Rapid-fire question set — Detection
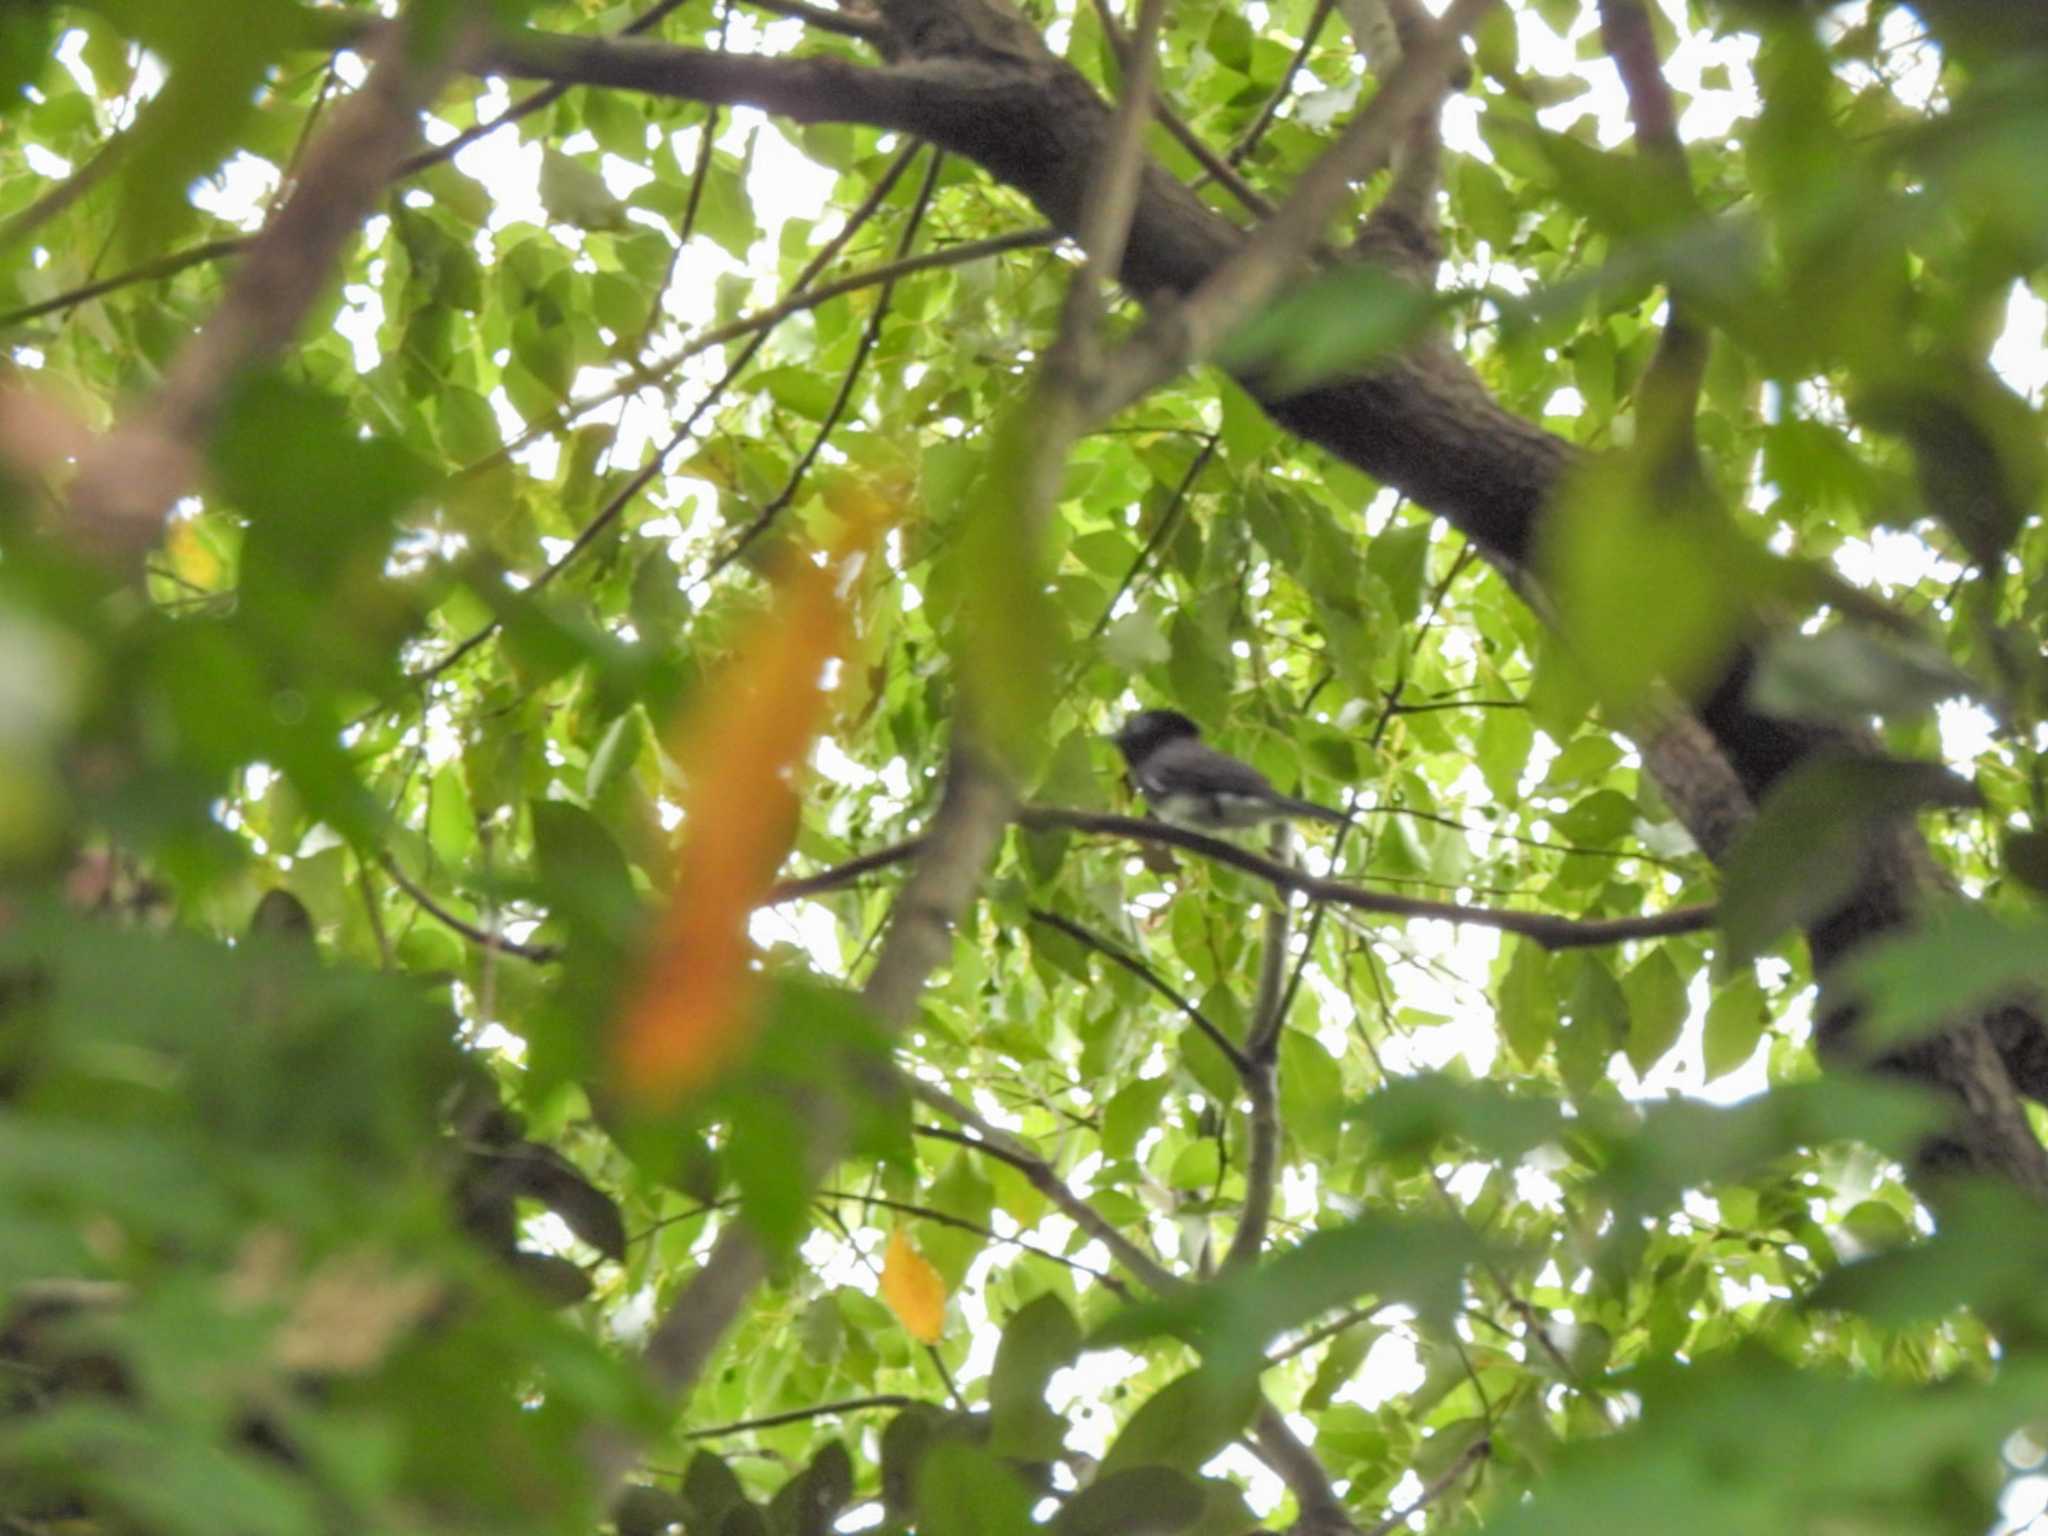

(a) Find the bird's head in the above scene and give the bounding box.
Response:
[1112,708,1201,763]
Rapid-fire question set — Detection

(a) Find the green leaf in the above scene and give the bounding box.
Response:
[1053,1468,1206,1536]
[1555,789,1636,846]
[1839,903,2048,1050]
[1539,455,1756,714]
[1218,265,1449,394]
[1622,950,1687,1076]
[539,148,629,230]
[914,1442,1035,1536]
[1498,938,1557,1066]
[1558,957,1625,1098]
[989,1294,1082,1460]
[1702,971,1768,1082]
[1278,1029,1345,1159]
[1093,1217,1488,1367]
[1302,1322,1381,1411]
[1366,520,1432,625]
[1747,626,1979,725]
[1098,1369,1260,1478]
[1720,754,1980,963]
[1167,1140,1221,1189]
[1358,1075,1569,1165]
[1103,1075,1173,1160]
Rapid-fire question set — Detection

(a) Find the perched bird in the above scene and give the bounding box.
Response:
[1111,709,1349,830]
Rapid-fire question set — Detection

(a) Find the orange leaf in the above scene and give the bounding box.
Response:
[880,1228,947,1344]
[613,486,891,1105]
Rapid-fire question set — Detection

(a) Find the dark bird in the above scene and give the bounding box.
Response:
[1111,709,1348,830]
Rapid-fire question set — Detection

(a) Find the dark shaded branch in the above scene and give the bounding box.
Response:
[379,853,557,964]
[1022,808,1717,949]
[682,1394,919,1438]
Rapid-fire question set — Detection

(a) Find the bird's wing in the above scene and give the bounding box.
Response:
[1142,737,1281,798]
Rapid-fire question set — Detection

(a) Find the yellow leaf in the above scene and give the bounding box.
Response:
[166,516,222,590]
[881,1228,946,1343]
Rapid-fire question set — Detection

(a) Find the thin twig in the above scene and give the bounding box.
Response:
[738,0,888,42]
[1360,1432,1489,1536]
[697,147,945,585]
[911,1092,1178,1294]
[1027,906,1249,1075]
[0,238,250,330]
[1223,821,1292,1272]
[1087,430,1220,639]
[379,852,557,963]
[397,0,698,180]
[682,1394,919,1439]
[1226,0,1338,166]
[1084,0,1274,221]
[818,1187,1131,1295]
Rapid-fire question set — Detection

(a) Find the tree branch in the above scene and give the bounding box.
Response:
[1020,808,1717,949]
[681,1393,919,1438]
[1225,825,1294,1275]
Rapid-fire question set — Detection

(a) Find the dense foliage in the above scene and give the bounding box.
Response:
[2,0,2046,1533]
